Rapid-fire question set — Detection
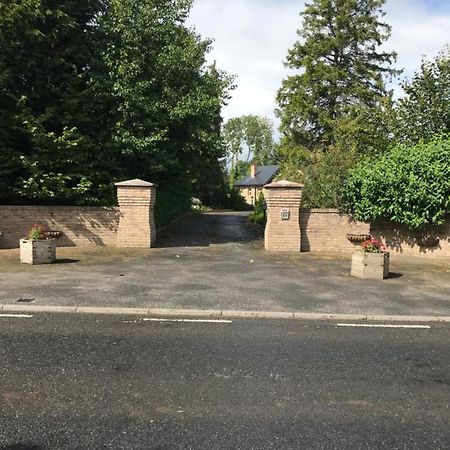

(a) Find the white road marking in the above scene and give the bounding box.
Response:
[336,323,430,329]
[142,318,232,324]
[0,314,33,318]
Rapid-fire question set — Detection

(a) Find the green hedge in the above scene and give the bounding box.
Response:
[342,136,450,230]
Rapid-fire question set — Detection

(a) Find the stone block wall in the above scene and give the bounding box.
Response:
[0,206,119,248]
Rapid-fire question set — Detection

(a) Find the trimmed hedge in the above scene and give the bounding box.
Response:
[342,136,450,230]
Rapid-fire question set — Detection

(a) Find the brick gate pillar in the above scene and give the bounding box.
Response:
[115,179,157,248]
[264,180,304,252]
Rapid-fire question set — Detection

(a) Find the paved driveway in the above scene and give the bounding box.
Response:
[0,212,449,316]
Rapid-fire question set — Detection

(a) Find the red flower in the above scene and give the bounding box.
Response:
[361,238,384,253]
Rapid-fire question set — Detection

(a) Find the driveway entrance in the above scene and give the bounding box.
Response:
[0,211,449,317]
[156,211,261,248]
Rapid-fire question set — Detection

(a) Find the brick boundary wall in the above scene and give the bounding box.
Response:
[301,209,450,257]
[371,220,450,258]
[300,209,369,253]
[0,206,120,249]
[1,204,448,257]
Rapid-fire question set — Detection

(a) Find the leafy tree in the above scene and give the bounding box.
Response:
[0,0,114,205]
[276,0,399,149]
[333,96,395,155]
[223,114,276,185]
[342,137,450,230]
[392,47,450,145]
[101,0,232,189]
[277,141,356,207]
[229,160,250,185]
[0,0,232,209]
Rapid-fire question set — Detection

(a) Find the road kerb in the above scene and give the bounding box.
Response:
[0,304,77,314]
[76,306,151,316]
[0,304,449,323]
[220,310,295,319]
[148,308,224,318]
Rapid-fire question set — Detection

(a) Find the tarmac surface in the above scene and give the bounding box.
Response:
[0,313,449,449]
[0,212,449,317]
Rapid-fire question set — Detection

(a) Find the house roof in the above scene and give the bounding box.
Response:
[235,165,279,187]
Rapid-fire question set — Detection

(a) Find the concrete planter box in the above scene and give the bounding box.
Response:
[351,251,389,279]
[20,239,56,265]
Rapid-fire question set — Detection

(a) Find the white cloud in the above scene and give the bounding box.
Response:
[188,0,303,122]
[188,0,450,124]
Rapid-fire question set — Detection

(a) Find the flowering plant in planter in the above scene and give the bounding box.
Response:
[360,238,384,253]
[28,224,47,240]
[20,224,55,264]
[351,238,389,279]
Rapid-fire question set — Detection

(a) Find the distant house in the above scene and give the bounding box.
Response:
[235,164,279,205]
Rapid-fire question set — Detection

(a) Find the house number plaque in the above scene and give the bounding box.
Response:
[281,208,290,220]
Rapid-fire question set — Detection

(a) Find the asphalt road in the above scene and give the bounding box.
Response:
[0,314,449,449]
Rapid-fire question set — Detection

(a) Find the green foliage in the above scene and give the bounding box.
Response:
[277,140,356,208]
[276,0,399,149]
[392,48,450,146]
[0,0,115,205]
[333,97,396,156]
[191,197,212,212]
[190,156,229,207]
[28,224,46,240]
[154,180,192,229]
[360,238,384,253]
[229,161,250,187]
[342,137,450,230]
[228,189,252,211]
[249,192,266,226]
[223,115,276,185]
[253,191,266,216]
[101,0,232,184]
[248,211,266,226]
[0,0,232,212]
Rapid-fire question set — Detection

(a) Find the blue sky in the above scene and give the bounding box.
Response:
[188,0,450,125]
[424,0,450,12]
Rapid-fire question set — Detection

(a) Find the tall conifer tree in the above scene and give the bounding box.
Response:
[276,0,398,149]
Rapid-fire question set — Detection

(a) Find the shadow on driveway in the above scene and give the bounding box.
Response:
[156,211,261,248]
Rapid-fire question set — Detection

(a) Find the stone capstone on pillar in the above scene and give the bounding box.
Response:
[263,180,304,252]
[115,179,157,248]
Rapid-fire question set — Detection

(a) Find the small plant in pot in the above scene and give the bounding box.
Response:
[351,238,389,279]
[20,224,56,265]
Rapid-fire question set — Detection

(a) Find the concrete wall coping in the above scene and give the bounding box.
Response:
[0,205,118,211]
[115,178,157,187]
[301,208,342,213]
[265,179,304,189]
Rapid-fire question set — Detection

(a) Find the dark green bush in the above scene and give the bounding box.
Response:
[248,192,266,225]
[155,181,192,229]
[254,192,265,215]
[342,136,450,230]
[248,211,266,226]
[229,189,252,211]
